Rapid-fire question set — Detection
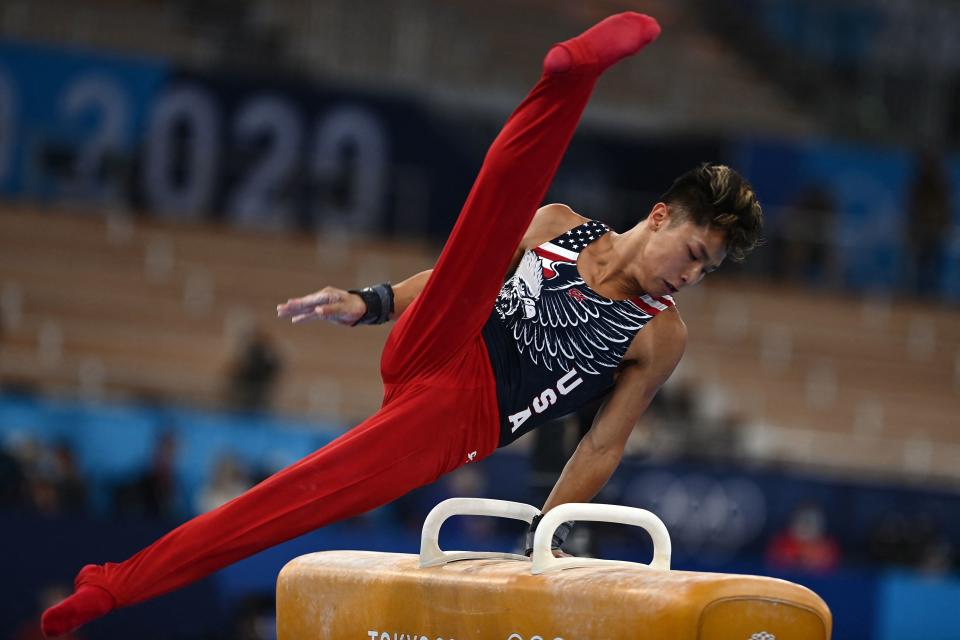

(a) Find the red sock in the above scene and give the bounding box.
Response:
[40,566,115,638]
[544,12,661,75]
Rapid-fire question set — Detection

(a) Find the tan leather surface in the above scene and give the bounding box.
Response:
[276,551,832,640]
[699,598,827,640]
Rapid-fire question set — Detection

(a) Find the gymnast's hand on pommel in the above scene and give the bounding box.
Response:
[524,547,574,559]
[276,286,366,326]
[524,514,577,558]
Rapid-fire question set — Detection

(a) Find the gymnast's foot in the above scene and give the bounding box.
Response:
[544,12,661,75]
[41,565,115,637]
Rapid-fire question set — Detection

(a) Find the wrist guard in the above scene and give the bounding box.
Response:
[348,283,394,325]
[524,513,574,556]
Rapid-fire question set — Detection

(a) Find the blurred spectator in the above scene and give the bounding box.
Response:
[9,438,51,513]
[634,382,747,464]
[114,430,179,519]
[905,148,952,297]
[624,383,691,461]
[195,453,254,514]
[50,443,87,513]
[0,443,26,507]
[918,537,955,577]
[766,503,841,573]
[10,438,88,515]
[226,327,282,413]
[685,411,746,463]
[775,185,838,287]
[868,511,913,566]
[869,510,955,574]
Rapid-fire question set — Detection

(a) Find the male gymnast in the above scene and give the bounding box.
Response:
[42,11,762,636]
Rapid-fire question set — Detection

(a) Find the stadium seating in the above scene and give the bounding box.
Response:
[2,206,958,482]
[0,0,818,138]
[0,207,431,421]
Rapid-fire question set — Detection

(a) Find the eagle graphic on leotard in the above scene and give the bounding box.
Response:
[494,248,653,376]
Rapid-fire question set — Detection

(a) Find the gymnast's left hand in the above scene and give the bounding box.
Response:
[524,548,574,559]
[276,286,367,325]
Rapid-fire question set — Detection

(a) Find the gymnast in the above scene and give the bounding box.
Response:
[41,12,763,636]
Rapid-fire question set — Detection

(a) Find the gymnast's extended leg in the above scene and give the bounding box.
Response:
[382,13,661,381]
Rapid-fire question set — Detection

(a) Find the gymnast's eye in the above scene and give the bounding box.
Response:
[688,249,696,261]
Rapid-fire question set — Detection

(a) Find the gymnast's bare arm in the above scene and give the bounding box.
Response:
[276,203,579,326]
[540,307,687,515]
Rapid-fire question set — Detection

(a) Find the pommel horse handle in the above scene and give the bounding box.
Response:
[531,503,672,574]
[419,499,671,575]
[419,497,539,567]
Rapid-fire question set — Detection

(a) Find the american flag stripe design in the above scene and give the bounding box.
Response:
[637,294,675,310]
[632,295,674,315]
[535,244,577,262]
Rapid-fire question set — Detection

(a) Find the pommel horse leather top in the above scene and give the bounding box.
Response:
[276,499,832,640]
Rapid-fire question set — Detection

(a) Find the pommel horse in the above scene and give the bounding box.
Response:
[277,499,831,639]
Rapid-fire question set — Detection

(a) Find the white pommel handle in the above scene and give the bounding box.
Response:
[531,503,672,574]
[419,497,540,568]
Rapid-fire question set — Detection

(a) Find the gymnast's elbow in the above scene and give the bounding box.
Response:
[581,426,629,464]
[581,380,651,461]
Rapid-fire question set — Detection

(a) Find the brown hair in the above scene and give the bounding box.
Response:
[661,163,764,262]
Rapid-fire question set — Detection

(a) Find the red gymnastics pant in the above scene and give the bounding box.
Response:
[47,13,661,629]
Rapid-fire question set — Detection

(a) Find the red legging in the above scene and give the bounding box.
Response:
[43,13,661,635]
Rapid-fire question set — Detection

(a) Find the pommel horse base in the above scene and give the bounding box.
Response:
[277,499,831,640]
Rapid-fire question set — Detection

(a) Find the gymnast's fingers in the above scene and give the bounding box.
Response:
[291,302,361,326]
[277,298,312,318]
[277,290,341,318]
[291,308,324,324]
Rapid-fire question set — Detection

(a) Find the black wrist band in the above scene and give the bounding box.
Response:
[524,513,575,556]
[348,283,394,325]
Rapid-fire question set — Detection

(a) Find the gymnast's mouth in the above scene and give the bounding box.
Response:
[664,280,678,294]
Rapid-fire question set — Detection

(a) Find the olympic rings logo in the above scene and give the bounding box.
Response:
[623,471,768,552]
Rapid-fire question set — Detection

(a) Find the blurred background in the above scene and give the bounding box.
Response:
[1,0,959,638]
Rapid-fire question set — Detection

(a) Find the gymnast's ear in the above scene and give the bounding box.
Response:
[648,202,670,230]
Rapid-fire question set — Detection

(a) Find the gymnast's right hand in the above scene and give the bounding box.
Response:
[276,286,366,326]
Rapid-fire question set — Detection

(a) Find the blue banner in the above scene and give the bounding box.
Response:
[0,39,169,199]
[0,38,721,240]
[2,39,958,298]
[733,139,960,296]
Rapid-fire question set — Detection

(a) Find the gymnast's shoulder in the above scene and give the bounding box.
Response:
[535,202,589,234]
[508,203,585,269]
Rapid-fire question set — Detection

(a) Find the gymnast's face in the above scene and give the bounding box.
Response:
[636,203,727,297]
